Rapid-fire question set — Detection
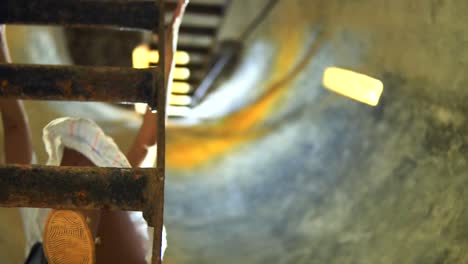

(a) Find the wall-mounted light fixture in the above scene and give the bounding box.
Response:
[323,67,383,106]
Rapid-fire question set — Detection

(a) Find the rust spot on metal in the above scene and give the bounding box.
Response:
[55,79,73,97]
[84,84,94,97]
[133,173,143,180]
[0,165,158,211]
[0,64,157,103]
[0,0,160,31]
[75,191,87,200]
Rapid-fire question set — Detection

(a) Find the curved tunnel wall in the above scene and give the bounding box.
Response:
[164,0,468,263]
[2,0,468,263]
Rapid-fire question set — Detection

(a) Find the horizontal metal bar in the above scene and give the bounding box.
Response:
[0,165,163,211]
[179,25,217,36]
[166,1,224,16]
[0,0,159,30]
[150,61,205,71]
[174,76,201,85]
[183,62,205,71]
[179,44,210,54]
[154,44,210,55]
[0,64,157,103]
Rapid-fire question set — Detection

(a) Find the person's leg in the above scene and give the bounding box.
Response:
[96,211,149,263]
[43,148,100,264]
[45,147,149,263]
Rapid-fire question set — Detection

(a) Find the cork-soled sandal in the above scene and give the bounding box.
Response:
[43,210,95,264]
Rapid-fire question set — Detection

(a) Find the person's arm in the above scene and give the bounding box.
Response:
[127,107,158,167]
[0,25,33,165]
[102,108,157,262]
[127,0,189,168]
[0,99,33,164]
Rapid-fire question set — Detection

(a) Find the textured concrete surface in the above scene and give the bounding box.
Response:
[164,0,468,263]
[2,0,468,264]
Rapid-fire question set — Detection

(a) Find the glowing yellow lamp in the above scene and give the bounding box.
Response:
[132,45,150,69]
[169,95,192,105]
[172,82,191,93]
[149,50,159,63]
[173,67,190,80]
[323,67,383,106]
[173,52,190,65]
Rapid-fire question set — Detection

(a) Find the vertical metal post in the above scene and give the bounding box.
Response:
[151,0,166,263]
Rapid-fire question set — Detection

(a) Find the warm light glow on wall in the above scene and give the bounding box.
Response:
[323,67,383,106]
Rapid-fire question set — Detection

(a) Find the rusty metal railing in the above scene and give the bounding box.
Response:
[0,64,160,105]
[0,0,160,31]
[0,1,167,263]
[0,165,161,211]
